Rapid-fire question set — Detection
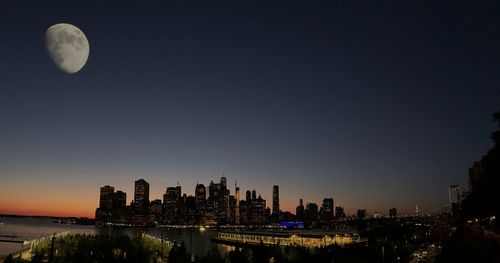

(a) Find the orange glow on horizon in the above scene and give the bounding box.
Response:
[0,179,392,218]
[0,207,94,218]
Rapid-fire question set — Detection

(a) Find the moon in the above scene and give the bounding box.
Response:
[45,23,90,74]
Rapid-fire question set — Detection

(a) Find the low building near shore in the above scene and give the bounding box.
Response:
[215,229,366,248]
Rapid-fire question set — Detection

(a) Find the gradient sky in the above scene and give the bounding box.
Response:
[1,0,499,218]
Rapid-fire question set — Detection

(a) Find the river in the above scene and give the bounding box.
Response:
[0,217,233,258]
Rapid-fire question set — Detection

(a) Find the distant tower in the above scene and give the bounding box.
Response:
[272,185,280,215]
[220,175,227,188]
[235,181,240,225]
[195,183,206,203]
[448,185,461,216]
[296,199,305,221]
[246,190,251,202]
[252,190,257,200]
[415,204,420,216]
[176,182,182,197]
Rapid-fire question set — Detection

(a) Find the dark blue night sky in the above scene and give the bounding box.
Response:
[0,0,499,216]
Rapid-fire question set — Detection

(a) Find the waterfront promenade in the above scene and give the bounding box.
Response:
[0,231,70,262]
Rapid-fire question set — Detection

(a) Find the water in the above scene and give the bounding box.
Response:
[0,217,233,258]
[146,228,235,257]
[0,217,97,256]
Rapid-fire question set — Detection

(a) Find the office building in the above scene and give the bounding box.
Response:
[134,179,150,211]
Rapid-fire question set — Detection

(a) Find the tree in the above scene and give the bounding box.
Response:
[462,110,500,218]
[168,242,190,263]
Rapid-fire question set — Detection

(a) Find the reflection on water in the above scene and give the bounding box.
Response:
[0,217,233,257]
[146,228,235,257]
[98,227,234,257]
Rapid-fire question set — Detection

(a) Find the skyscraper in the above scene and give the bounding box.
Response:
[163,186,181,224]
[195,183,207,224]
[320,198,334,222]
[220,176,227,188]
[134,179,150,211]
[251,194,267,225]
[335,206,346,218]
[99,185,115,209]
[305,202,319,226]
[195,183,206,203]
[246,190,251,202]
[296,199,304,222]
[113,190,126,208]
[272,185,279,215]
[235,183,240,225]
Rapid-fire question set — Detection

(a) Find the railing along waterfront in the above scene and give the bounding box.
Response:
[0,231,71,262]
[142,233,173,248]
[23,231,71,248]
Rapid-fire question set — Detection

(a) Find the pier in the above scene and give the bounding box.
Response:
[213,229,366,248]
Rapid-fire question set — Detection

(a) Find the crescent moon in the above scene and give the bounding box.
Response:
[45,23,90,74]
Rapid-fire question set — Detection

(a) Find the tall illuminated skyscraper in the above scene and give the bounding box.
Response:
[134,179,150,211]
[235,181,240,225]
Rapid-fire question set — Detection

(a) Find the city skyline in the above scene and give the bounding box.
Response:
[95,177,395,226]
[0,173,458,218]
[1,0,499,219]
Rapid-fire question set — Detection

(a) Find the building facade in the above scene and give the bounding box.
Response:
[134,179,150,212]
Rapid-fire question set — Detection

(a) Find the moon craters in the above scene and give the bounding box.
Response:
[45,23,90,74]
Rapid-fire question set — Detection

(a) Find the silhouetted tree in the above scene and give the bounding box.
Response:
[462,110,500,219]
[198,248,224,263]
[436,225,500,263]
[168,242,190,263]
[227,249,248,263]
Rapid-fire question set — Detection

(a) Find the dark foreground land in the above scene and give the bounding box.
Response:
[0,233,385,263]
[2,220,500,263]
